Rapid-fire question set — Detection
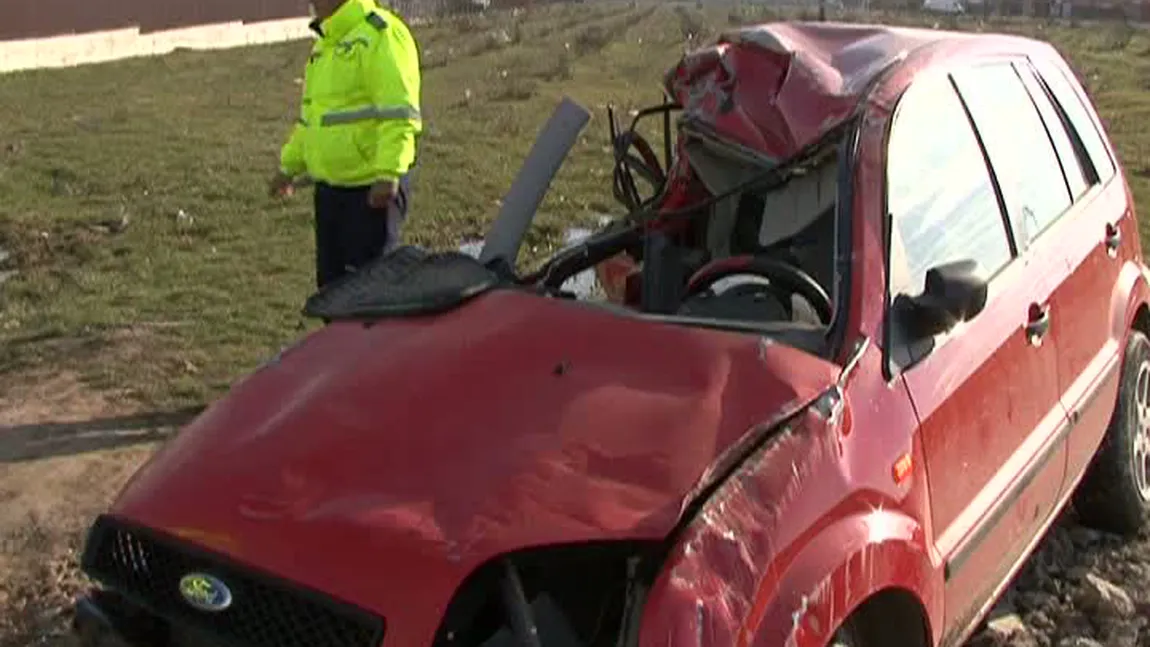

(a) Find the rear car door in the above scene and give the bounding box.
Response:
[884,68,1069,633]
[1016,56,1130,482]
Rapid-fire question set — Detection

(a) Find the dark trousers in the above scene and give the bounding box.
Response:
[313,180,408,289]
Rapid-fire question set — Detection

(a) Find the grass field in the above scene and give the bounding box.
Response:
[1,3,1149,409]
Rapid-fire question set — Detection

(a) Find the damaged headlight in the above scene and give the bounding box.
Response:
[431,541,661,647]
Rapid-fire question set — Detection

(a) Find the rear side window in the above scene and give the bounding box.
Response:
[952,63,1071,249]
[1032,57,1117,183]
[887,73,1012,297]
[1014,63,1089,202]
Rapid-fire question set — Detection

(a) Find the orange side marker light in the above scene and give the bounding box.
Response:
[892,453,913,485]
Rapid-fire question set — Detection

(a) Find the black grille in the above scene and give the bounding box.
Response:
[80,515,386,647]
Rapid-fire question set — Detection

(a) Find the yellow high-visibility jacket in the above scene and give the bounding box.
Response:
[280,0,422,188]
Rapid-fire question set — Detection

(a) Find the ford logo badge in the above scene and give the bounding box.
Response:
[178,573,233,612]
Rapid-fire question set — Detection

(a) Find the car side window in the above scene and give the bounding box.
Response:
[1014,62,1089,203]
[886,73,1013,299]
[1031,57,1117,184]
[951,63,1072,250]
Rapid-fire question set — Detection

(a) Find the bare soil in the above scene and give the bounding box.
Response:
[0,373,169,647]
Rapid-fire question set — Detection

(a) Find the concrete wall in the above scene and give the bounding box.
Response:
[0,0,313,74]
[0,18,316,75]
[0,0,306,40]
[0,0,494,74]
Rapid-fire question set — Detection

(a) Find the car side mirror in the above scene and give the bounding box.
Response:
[894,259,988,340]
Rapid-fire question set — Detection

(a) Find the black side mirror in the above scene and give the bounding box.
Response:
[894,259,988,340]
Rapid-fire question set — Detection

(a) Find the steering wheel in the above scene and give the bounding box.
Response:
[682,255,834,325]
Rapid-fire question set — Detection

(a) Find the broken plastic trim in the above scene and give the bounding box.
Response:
[479,97,592,274]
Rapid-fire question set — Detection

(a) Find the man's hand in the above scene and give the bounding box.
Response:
[268,171,295,198]
[367,179,398,210]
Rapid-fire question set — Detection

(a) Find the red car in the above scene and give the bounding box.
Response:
[73,20,1149,647]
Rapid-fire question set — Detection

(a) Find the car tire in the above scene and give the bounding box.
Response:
[1073,329,1150,536]
[828,618,862,647]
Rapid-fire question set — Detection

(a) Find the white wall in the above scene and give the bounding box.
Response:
[0,17,313,75]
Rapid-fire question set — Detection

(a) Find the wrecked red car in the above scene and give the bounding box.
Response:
[73,21,1150,647]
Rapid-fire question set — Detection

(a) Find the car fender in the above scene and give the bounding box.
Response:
[748,508,940,647]
[635,404,940,647]
[635,503,938,647]
[1114,257,1150,343]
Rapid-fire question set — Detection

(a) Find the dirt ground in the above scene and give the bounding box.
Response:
[0,373,184,647]
[3,376,1150,647]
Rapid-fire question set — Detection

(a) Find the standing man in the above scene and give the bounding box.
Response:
[270,0,423,289]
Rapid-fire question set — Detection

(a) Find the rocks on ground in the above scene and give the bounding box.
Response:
[965,509,1150,647]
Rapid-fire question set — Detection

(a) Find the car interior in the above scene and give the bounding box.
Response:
[303,102,848,358]
[674,145,839,327]
[557,139,844,355]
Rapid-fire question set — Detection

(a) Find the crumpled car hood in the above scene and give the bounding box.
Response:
[108,289,838,646]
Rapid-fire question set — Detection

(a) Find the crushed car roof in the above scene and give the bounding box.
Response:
[663,22,982,162]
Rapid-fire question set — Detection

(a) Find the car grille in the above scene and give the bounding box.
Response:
[81,515,386,647]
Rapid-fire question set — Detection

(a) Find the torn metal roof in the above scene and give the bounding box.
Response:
[663,22,964,161]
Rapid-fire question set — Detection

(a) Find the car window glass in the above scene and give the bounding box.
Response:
[952,63,1071,249]
[1015,63,1088,202]
[1032,57,1116,183]
[887,73,1012,298]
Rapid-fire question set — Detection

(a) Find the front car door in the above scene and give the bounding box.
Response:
[882,66,1070,639]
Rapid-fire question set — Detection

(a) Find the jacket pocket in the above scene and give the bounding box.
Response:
[353,125,378,165]
[311,123,371,183]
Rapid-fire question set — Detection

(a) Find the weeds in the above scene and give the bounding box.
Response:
[546,48,575,81]
[1099,23,1135,51]
[491,76,538,102]
[573,24,612,56]
[675,5,708,42]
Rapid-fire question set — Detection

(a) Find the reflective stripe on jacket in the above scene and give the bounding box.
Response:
[279,0,422,188]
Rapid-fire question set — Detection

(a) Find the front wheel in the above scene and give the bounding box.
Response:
[1073,329,1150,535]
[828,618,862,647]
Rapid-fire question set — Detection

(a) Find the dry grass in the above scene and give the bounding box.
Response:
[0,3,1147,411]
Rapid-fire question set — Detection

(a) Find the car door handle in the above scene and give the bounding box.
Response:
[1106,222,1122,256]
[1026,303,1052,345]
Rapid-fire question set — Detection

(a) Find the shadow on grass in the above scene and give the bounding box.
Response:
[0,407,203,463]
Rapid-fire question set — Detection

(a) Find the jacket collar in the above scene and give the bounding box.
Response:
[310,0,375,41]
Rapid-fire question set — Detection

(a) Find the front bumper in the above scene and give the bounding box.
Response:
[74,515,387,647]
[73,588,168,647]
